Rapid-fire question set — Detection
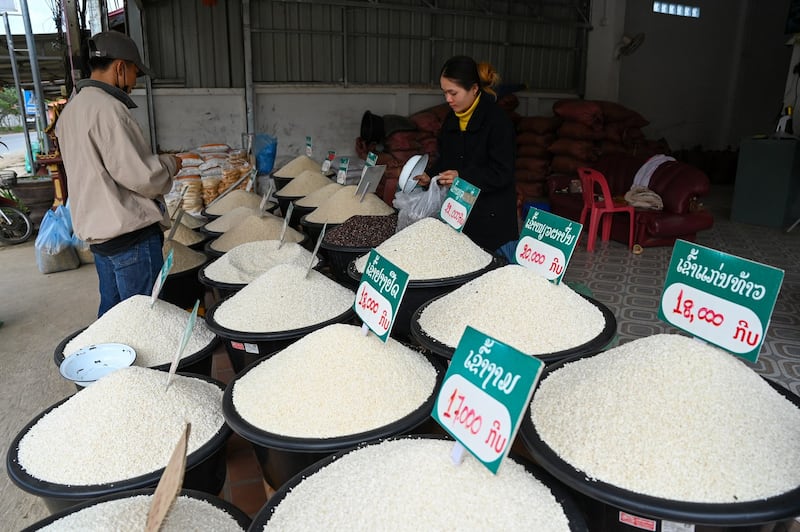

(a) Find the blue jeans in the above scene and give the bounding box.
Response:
[93,233,164,317]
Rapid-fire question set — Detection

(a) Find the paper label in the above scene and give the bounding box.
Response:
[433,327,543,474]
[165,300,199,388]
[659,240,784,362]
[354,250,409,342]
[150,249,174,306]
[618,512,657,531]
[258,182,274,217]
[439,177,480,231]
[355,165,385,201]
[278,203,294,248]
[337,157,349,185]
[244,343,259,354]
[305,136,313,157]
[144,423,191,532]
[321,150,335,173]
[307,223,327,277]
[365,151,378,167]
[514,208,581,284]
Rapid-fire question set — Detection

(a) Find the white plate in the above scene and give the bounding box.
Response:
[59,343,137,387]
[397,154,429,194]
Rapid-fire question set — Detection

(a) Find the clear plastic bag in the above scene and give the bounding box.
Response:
[392,175,448,231]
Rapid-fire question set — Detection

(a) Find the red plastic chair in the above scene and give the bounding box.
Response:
[577,167,635,252]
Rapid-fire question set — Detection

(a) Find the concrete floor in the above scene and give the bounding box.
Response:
[0,239,98,530]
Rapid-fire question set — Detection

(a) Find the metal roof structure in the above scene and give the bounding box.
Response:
[0,32,67,98]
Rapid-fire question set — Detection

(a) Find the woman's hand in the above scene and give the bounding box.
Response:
[436,170,458,187]
[413,172,431,187]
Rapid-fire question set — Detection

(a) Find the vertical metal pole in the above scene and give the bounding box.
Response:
[243,0,255,136]
[99,0,109,32]
[19,0,50,153]
[3,13,34,171]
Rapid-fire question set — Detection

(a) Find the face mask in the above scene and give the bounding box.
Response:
[116,63,131,94]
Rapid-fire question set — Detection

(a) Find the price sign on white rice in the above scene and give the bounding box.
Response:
[258,182,274,216]
[150,249,174,307]
[439,177,480,232]
[514,208,581,284]
[166,299,199,388]
[337,156,349,185]
[659,240,784,363]
[355,250,410,342]
[305,136,313,157]
[433,327,543,474]
[355,164,385,201]
[365,151,378,167]
[321,150,335,173]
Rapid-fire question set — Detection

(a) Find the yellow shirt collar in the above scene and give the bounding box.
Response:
[455,93,481,131]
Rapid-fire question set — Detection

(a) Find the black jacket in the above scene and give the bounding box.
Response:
[431,94,518,251]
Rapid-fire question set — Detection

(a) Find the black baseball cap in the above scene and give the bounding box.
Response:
[88,31,153,77]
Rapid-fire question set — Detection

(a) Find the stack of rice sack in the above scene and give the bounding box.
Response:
[548,100,604,176]
[173,144,253,212]
[515,116,560,202]
[596,100,668,158]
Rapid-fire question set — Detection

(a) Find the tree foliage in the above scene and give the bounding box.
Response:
[0,87,21,128]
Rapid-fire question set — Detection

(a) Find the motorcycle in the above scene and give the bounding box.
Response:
[0,176,34,245]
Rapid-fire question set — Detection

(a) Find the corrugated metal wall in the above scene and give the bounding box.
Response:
[144,0,588,92]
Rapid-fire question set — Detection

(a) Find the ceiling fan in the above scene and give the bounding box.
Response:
[616,33,645,59]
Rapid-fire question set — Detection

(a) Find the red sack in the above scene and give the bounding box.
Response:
[516,116,561,134]
[515,157,550,178]
[516,132,556,148]
[517,144,550,158]
[550,155,591,175]
[557,121,607,141]
[552,99,603,129]
[547,138,600,161]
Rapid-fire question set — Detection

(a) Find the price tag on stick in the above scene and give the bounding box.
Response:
[658,240,784,363]
[354,250,410,342]
[144,422,191,532]
[514,208,582,284]
[306,223,327,278]
[277,203,294,249]
[321,150,336,173]
[432,326,544,474]
[336,157,349,185]
[150,249,174,307]
[166,209,185,242]
[305,136,313,158]
[439,177,480,232]
[355,165,385,201]
[258,182,274,217]
[165,300,200,389]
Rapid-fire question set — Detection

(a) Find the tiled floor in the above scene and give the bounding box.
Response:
[211,183,800,521]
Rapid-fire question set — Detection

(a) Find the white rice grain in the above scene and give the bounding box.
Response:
[205,206,274,233]
[210,215,304,253]
[531,334,800,503]
[264,438,571,531]
[275,169,332,197]
[206,189,266,216]
[233,323,436,438]
[39,495,243,532]
[353,217,492,280]
[294,182,342,208]
[305,185,394,224]
[273,155,320,178]
[63,295,217,367]
[203,240,318,284]
[17,367,224,486]
[212,263,354,332]
[419,264,605,353]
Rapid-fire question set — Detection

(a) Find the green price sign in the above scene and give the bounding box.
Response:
[433,326,544,474]
[150,249,174,306]
[355,250,410,342]
[439,177,480,232]
[659,240,784,363]
[515,208,582,284]
[305,136,313,157]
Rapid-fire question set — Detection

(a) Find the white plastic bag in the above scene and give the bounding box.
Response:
[392,176,448,231]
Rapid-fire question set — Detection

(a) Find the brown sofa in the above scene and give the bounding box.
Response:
[547,153,714,248]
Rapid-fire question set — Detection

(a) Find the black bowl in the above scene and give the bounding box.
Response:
[21,488,251,531]
[161,259,210,310]
[223,350,445,489]
[270,173,293,191]
[246,434,589,531]
[318,241,371,289]
[274,194,303,223]
[520,353,800,526]
[299,215,342,249]
[205,297,356,373]
[409,292,617,363]
[347,255,505,341]
[6,373,231,514]
[54,327,219,388]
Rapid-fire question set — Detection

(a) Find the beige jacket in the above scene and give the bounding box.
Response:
[55,82,177,244]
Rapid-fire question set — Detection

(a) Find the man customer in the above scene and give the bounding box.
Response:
[56,31,181,317]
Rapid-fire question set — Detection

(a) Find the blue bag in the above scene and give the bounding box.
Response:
[253,134,278,174]
[34,205,79,273]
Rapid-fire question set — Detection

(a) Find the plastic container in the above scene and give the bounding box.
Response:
[346,255,505,341]
[222,353,445,490]
[519,353,800,528]
[21,488,251,531]
[160,260,209,310]
[299,215,341,249]
[409,292,617,363]
[318,241,370,288]
[246,434,589,531]
[54,328,219,389]
[289,200,315,229]
[6,373,231,514]
[275,194,303,225]
[204,300,356,373]
[270,171,293,192]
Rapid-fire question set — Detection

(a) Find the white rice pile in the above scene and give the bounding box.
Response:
[63,295,217,367]
[305,185,394,224]
[163,240,206,274]
[17,367,224,485]
[212,263,354,332]
[294,182,342,208]
[163,223,203,246]
[418,264,605,353]
[205,206,264,233]
[39,495,243,531]
[276,169,332,197]
[233,324,436,438]
[179,213,205,229]
[353,217,492,280]
[273,155,320,178]
[531,334,800,503]
[264,438,571,531]
[210,215,304,253]
[205,189,265,216]
[203,241,318,284]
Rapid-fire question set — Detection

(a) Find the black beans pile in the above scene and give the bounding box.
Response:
[323,214,398,248]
